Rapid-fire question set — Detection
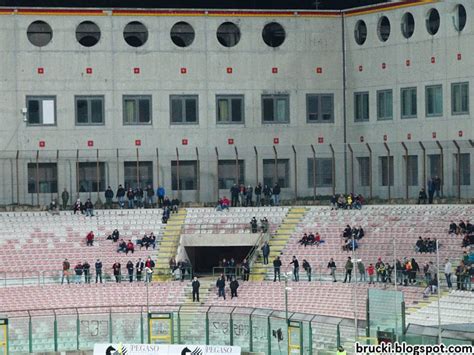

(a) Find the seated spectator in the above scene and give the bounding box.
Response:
[459,220,467,234]
[423,275,438,298]
[418,188,427,204]
[250,217,258,233]
[216,197,230,211]
[415,237,424,253]
[137,234,147,248]
[449,221,458,235]
[84,198,94,217]
[260,217,269,233]
[467,220,474,234]
[330,195,337,210]
[307,233,315,245]
[462,234,474,248]
[149,233,156,249]
[171,198,180,213]
[86,231,94,246]
[112,229,119,242]
[49,199,59,214]
[337,194,346,209]
[117,239,127,253]
[354,226,365,240]
[162,207,171,224]
[73,199,83,214]
[342,225,352,239]
[299,233,308,246]
[346,194,353,209]
[163,196,171,209]
[353,194,364,210]
[314,232,321,246]
[126,240,134,255]
[342,238,358,252]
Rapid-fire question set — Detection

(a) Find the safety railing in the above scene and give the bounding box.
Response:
[181,223,253,234]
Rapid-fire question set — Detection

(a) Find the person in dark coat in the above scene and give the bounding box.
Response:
[272,183,281,206]
[230,183,240,207]
[254,183,262,207]
[192,277,200,302]
[104,186,114,209]
[95,259,103,283]
[126,260,134,282]
[83,261,91,283]
[116,185,125,208]
[241,259,250,281]
[216,274,226,300]
[418,188,427,204]
[290,256,299,281]
[136,258,144,282]
[273,256,282,282]
[112,262,121,283]
[261,242,270,265]
[230,278,239,298]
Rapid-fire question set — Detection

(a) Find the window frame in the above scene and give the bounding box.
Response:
[400,87,417,119]
[170,95,199,125]
[307,158,334,188]
[27,162,58,194]
[216,95,245,124]
[306,94,334,123]
[122,95,152,125]
[425,84,443,117]
[263,158,290,188]
[75,95,105,126]
[261,94,290,124]
[77,162,107,192]
[171,160,199,190]
[354,91,369,122]
[451,82,469,116]
[379,156,394,187]
[376,89,393,121]
[26,96,57,126]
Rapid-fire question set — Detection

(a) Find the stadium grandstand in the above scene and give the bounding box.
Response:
[0,0,473,354]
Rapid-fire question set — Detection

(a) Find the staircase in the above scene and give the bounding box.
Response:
[250,207,308,281]
[153,209,187,281]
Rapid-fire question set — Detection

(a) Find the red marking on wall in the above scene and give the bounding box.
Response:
[226,67,233,74]
[432,132,437,139]
[86,67,93,74]
[37,67,44,74]
[135,139,141,146]
[228,138,234,145]
[431,56,436,64]
[180,67,187,74]
[39,141,45,148]
[358,65,363,72]
[87,140,94,147]
[316,67,323,74]
[406,59,411,67]
[318,137,324,144]
[407,133,412,140]
[273,138,279,144]
[360,136,364,143]
[272,67,278,74]
[133,67,140,74]
[182,139,188,145]
[458,131,463,137]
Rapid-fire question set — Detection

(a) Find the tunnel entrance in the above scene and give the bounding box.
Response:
[185,246,252,274]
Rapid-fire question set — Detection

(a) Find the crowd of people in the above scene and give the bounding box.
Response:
[250,217,269,233]
[330,193,364,210]
[298,232,322,247]
[449,220,474,248]
[341,225,365,251]
[417,176,442,204]
[216,182,282,211]
[415,237,439,253]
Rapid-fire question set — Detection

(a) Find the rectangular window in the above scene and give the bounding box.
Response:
[377,89,393,120]
[357,157,370,187]
[171,160,198,190]
[218,160,245,189]
[27,163,58,193]
[405,155,418,186]
[428,154,441,179]
[78,162,106,192]
[426,85,443,117]
[453,153,470,186]
[451,82,469,115]
[216,95,244,124]
[401,87,417,119]
[354,92,369,122]
[379,156,394,186]
[262,95,289,123]
[263,159,290,188]
[170,95,198,124]
[124,161,153,189]
[123,95,152,125]
[75,96,104,125]
[306,94,334,123]
[26,96,56,125]
[307,158,333,187]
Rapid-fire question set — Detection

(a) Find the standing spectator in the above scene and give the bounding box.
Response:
[246,185,253,206]
[112,262,121,283]
[417,188,427,204]
[427,178,435,204]
[434,176,441,198]
[250,217,258,233]
[192,277,200,302]
[61,259,70,284]
[327,258,337,282]
[136,258,144,282]
[272,183,281,206]
[157,186,165,208]
[254,183,262,207]
[375,258,384,283]
[74,262,83,284]
[216,274,226,300]
[239,184,246,206]
[126,188,135,209]
[84,199,94,217]
[273,256,282,282]
[126,260,134,282]
[261,242,270,265]
[104,186,114,209]
[367,264,375,284]
[135,186,144,208]
[83,261,91,284]
[290,256,299,282]
[230,277,239,298]
[86,231,94,246]
[145,265,153,283]
[343,257,353,283]
[263,185,272,206]
[410,258,419,285]
[230,184,239,207]
[444,259,452,289]
[396,259,403,285]
[116,185,125,209]
[61,188,69,210]
[95,259,103,283]
[73,199,83,214]
[358,260,366,282]
[302,259,312,282]
[260,217,269,233]
[146,185,154,207]
[241,258,250,281]
[145,257,155,273]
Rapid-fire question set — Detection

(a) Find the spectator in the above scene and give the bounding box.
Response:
[49,199,59,214]
[117,239,127,253]
[299,233,309,247]
[162,207,171,223]
[216,197,230,211]
[328,258,337,282]
[423,275,438,298]
[83,261,91,283]
[263,185,272,206]
[330,195,337,210]
[149,233,156,249]
[136,258,144,282]
[126,260,134,282]
[230,277,239,298]
[353,194,364,210]
[116,185,125,209]
[409,258,419,285]
[112,262,121,283]
[415,237,424,253]
[254,183,262,207]
[375,258,384,283]
[346,194,353,209]
[427,178,435,204]
[290,256,299,282]
[126,188,135,209]
[230,184,239,207]
[73,199,83,215]
[260,217,269,233]
[126,240,134,255]
[135,187,144,208]
[145,266,153,283]
[95,259,103,283]
[157,186,165,208]
[239,184,246,207]
[61,259,70,284]
[418,188,427,204]
[396,259,403,285]
[343,257,353,283]
[86,231,94,246]
[169,257,177,273]
[385,263,393,284]
[444,259,452,289]
[61,188,69,210]
[241,258,250,281]
[302,259,311,282]
[216,274,226,300]
[367,263,375,284]
[246,185,253,206]
[146,185,154,208]
[272,183,281,206]
[112,229,120,242]
[273,256,282,282]
[357,260,366,282]
[261,242,270,265]
[192,277,200,302]
[74,262,83,284]
[459,220,467,234]
[145,257,155,272]
[105,186,114,209]
[433,176,441,198]
[171,197,180,213]
[448,221,458,235]
[250,217,258,233]
[337,194,346,209]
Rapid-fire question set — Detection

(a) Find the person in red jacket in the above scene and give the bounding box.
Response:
[86,231,94,246]
[367,263,376,284]
[126,240,134,255]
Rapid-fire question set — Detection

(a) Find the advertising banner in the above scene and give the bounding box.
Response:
[94,344,241,355]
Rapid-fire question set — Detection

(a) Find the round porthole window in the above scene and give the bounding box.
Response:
[170,21,195,47]
[217,22,241,47]
[27,21,53,47]
[401,12,415,39]
[426,8,440,35]
[354,20,367,45]
[378,16,391,42]
[262,22,286,47]
[453,4,467,32]
[76,21,101,47]
[123,21,148,47]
